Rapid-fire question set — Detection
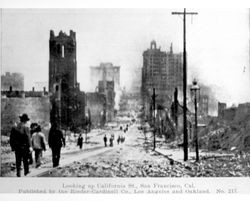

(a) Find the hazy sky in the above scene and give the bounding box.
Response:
[1,9,250,105]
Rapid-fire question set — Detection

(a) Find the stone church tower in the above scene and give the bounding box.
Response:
[49,30,85,130]
[49,30,77,92]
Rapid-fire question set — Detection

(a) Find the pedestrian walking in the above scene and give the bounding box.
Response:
[111,133,115,140]
[77,133,83,149]
[120,135,125,143]
[48,123,65,168]
[28,123,38,165]
[31,125,46,168]
[10,113,32,177]
[117,136,121,145]
[109,136,114,147]
[103,134,107,147]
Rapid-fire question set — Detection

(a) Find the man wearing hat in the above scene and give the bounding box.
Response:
[10,113,32,177]
[48,122,65,167]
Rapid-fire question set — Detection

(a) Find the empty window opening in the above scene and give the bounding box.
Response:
[62,45,64,58]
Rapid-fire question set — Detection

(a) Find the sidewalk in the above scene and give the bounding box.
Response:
[29,145,115,177]
[155,146,234,164]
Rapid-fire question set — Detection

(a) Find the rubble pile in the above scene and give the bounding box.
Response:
[48,159,193,177]
[189,153,250,177]
[199,117,250,152]
[48,151,250,177]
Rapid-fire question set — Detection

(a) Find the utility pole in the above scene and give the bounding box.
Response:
[152,88,156,150]
[194,89,199,161]
[172,9,198,161]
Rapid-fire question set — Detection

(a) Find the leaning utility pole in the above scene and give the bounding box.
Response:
[172,8,198,161]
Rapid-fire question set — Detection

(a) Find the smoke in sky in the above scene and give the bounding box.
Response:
[1,9,250,105]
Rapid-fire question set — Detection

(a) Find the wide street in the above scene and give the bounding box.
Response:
[28,122,250,177]
[2,118,250,177]
[39,123,190,177]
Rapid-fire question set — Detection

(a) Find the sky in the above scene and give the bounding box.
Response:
[1,8,250,106]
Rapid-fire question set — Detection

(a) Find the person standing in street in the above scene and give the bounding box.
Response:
[77,133,83,149]
[31,125,46,168]
[117,136,121,145]
[103,134,107,147]
[48,123,65,168]
[109,136,114,147]
[10,114,32,177]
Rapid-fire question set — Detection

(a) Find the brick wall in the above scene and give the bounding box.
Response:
[1,97,50,136]
[86,93,106,127]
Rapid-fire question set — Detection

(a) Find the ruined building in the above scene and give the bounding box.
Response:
[90,62,120,91]
[166,43,183,98]
[218,102,227,118]
[86,92,106,127]
[49,30,85,130]
[1,72,24,91]
[98,80,115,121]
[141,41,183,118]
[142,41,167,96]
[141,41,169,118]
[199,95,209,116]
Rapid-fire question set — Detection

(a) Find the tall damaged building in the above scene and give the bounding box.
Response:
[141,41,183,118]
[49,30,85,130]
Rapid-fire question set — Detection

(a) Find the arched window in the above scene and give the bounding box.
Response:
[55,85,59,92]
[150,40,157,49]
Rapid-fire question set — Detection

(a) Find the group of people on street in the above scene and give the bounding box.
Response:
[116,135,125,145]
[103,134,116,147]
[103,124,129,147]
[120,124,129,133]
[103,134,113,147]
[10,113,66,177]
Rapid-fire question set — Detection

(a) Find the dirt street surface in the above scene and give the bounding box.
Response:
[40,124,250,177]
[2,123,250,177]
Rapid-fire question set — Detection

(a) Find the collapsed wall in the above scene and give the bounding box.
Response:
[1,97,50,136]
[199,117,250,152]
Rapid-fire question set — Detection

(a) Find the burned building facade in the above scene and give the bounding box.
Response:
[141,41,169,118]
[141,41,183,118]
[199,95,209,116]
[166,43,183,98]
[98,80,115,122]
[86,92,106,127]
[49,30,85,130]
[218,102,227,118]
[1,72,24,91]
[90,62,120,91]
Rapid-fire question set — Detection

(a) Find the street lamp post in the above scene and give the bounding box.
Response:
[190,79,200,162]
[152,88,156,150]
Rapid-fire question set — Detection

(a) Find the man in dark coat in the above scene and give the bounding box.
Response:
[48,123,65,167]
[10,114,32,177]
[103,134,107,147]
[77,133,83,149]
